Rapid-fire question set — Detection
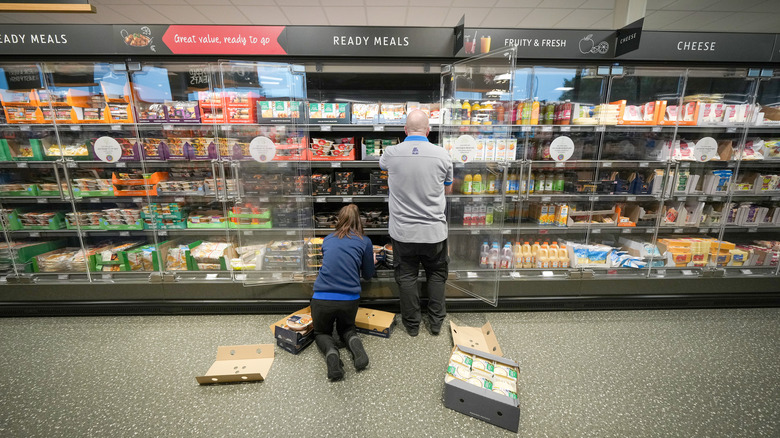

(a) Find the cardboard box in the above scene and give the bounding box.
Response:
[276,337,314,355]
[444,321,519,432]
[355,307,396,338]
[196,344,274,385]
[270,306,315,346]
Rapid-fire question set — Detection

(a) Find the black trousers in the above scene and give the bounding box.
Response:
[392,238,448,331]
[310,298,360,355]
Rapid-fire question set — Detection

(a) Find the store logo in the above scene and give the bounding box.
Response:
[412,147,419,155]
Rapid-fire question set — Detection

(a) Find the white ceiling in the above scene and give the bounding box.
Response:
[0,0,779,33]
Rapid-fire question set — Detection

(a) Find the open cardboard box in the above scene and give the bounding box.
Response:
[355,307,396,338]
[444,321,520,432]
[196,344,274,385]
[270,306,315,352]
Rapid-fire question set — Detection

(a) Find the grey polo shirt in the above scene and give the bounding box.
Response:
[379,135,453,243]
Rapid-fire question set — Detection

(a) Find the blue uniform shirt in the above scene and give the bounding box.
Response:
[312,232,375,300]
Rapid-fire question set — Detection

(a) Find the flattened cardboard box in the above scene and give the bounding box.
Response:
[270,306,314,346]
[444,321,519,433]
[196,344,274,385]
[355,307,396,338]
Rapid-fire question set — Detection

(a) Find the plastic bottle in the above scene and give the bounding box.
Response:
[544,102,555,125]
[516,170,525,194]
[543,172,554,194]
[443,99,452,124]
[452,99,461,124]
[530,98,540,125]
[488,242,500,269]
[486,204,494,225]
[521,99,532,124]
[554,171,565,193]
[487,173,497,194]
[538,247,549,269]
[513,242,523,269]
[496,103,505,124]
[561,100,571,125]
[559,244,570,268]
[521,241,532,268]
[462,173,473,195]
[531,241,541,266]
[534,172,544,194]
[499,242,513,269]
[479,241,489,268]
[528,171,535,194]
[472,173,482,195]
[471,101,481,125]
[549,244,559,268]
[461,100,471,125]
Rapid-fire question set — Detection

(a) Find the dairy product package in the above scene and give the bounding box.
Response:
[447,361,472,381]
[450,350,473,367]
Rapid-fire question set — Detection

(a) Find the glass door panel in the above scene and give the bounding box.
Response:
[441,46,516,306]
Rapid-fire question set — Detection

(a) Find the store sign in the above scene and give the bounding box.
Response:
[549,136,575,162]
[453,15,465,57]
[615,18,643,57]
[452,135,477,163]
[0,24,777,62]
[619,31,776,62]
[249,136,276,163]
[93,136,122,163]
[463,28,616,59]
[694,137,718,162]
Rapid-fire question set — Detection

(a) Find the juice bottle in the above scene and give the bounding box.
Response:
[488,242,500,269]
[554,171,565,193]
[521,99,532,124]
[515,101,523,124]
[472,173,482,195]
[528,171,535,194]
[487,173,497,194]
[537,247,549,268]
[561,100,571,125]
[462,173,473,195]
[530,98,540,125]
[549,245,559,268]
[471,101,481,125]
[522,241,532,268]
[479,241,489,268]
[543,172,554,193]
[485,204,494,225]
[497,103,505,124]
[513,242,523,269]
[500,242,513,269]
[544,102,555,124]
[559,245,569,268]
[534,172,544,194]
[461,100,471,125]
[531,241,541,266]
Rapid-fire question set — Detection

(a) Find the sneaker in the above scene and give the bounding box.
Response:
[347,336,369,370]
[326,353,344,381]
[405,325,419,337]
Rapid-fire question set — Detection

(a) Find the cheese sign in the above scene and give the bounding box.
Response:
[695,136,718,162]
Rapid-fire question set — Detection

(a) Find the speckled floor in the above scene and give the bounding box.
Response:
[0,308,778,437]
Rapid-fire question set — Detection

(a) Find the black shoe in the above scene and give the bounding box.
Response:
[347,336,369,370]
[326,353,344,381]
[405,325,419,337]
[426,317,441,335]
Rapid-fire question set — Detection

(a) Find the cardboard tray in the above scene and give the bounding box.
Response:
[270,306,314,346]
[196,343,274,385]
[449,321,502,357]
[276,337,315,355]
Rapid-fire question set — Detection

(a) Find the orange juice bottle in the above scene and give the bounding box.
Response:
[522,241,532,268]
[549,245,559,268]
[538,247,549,268]
[559,245,570,268]
[462,173,473,195]
[531,241,541,266]
[471,101,481,125]
[461,100,471,125]
[472,173,483,194]
[512,242,523,269]
[530,98,540,125]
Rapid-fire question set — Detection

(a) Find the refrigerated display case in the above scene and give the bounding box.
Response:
[1,54,778,314]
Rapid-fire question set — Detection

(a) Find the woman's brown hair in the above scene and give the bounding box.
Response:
[334,204,364,239]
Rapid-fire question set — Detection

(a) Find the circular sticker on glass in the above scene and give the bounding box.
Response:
[93,136,122,163]
[695,136,718,162]
[549,136,575,162]
[249,136,276,163]
[452,135,477,163]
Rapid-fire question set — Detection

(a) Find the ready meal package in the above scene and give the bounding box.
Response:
[190,241,234,264]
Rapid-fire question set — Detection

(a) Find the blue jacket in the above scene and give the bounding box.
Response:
[312,232,375,300]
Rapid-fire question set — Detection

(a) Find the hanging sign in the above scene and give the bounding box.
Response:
[93,136,122,163]
[452,135,477,163]
[694,136,718,162]
[249,136,276,163]
[549,136,575,162]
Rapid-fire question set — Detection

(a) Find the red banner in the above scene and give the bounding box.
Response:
[162,25,286,55]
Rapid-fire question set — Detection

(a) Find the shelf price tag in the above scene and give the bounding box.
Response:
[174,197,185,202]
[28,232,40,237]
[342,197,352,203]
[538,229,548,234]
[111,125,122,131]
[58,274,69,280]
[331,162,342,168]
[681,270,694,276]
[316,197,326,203]
[652,127,662,132]
[674,228,684,233]
[16,162,28,168]
[646,228,654,234]
[158,231,168,236]
[116,162,126,168]
[626,196,636,201]
[726,127,737,133]
[541,126,552,132]
[622,229,631,233]
[373,125,385,132]
[712,196,722,202]
[90,198,101,203]
[541,271,554,277]
[502,229,511,234]
[639,162,649,168]
[234,274,247,281]
[748,228,758,233]
[555,162,564,168]
[698,196,707,202]
[20,125,31,131]
[37,198,47,204]
[698,228,708,233]
[541,196,551,202]
[592,228,601,234]
[466,271,478,278]
[521,126,531,132]
[510,271,522,278]
[257,197,269,203]
[163,124,174,131]
[740,269,753,275]
[102,273,112,280]
[560,126,570,132]
[133,197,143,203]
[470,230,479,235]
[602,162,612,168]
[243,230,254,236]
[286,230,296,236]
[595,126,606,132]
[205,273,218,280]
[119,231,130,237]
[320,125,332,132]
[69,125,81,131]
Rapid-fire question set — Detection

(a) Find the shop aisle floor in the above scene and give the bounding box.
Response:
[0,308,778,437]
